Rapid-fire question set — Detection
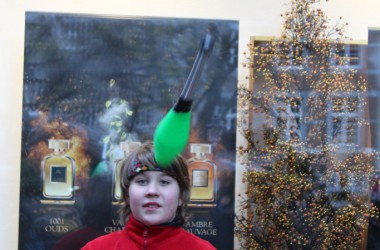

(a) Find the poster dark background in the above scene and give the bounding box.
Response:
[19,12,238,250]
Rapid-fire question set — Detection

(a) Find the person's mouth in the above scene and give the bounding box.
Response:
[143,202,161,210]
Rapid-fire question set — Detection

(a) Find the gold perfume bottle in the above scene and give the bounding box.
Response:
[41,139,76,204]
[113,141,141,204]
[188,143,217,207]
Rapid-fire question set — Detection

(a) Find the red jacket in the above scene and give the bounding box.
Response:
[81,215,216,250]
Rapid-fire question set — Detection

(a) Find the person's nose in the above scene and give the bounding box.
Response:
[145,181,159,197]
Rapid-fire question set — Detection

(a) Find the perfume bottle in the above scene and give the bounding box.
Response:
[188,143,217,207]
[41,139,76,204]
[113,141,141,204]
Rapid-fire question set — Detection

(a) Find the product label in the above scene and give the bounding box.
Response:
[104,219,124,233]
[185,220,217,236]
[44,217,69,234]
[51,166,67,183]
[192,170,209,187]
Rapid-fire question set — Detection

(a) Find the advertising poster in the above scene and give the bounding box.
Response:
[367,28,380,249]
[19,12,238,250]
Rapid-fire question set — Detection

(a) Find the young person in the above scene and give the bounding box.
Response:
[81,141,216,250]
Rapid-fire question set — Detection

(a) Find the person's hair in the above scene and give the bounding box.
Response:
[118,140,190,226]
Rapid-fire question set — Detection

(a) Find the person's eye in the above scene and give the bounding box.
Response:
[160,179,171,185]
[134,179,148,185]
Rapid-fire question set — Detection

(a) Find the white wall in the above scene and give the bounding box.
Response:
[1,0,380,249]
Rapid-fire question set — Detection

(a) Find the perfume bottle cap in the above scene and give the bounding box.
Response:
[190,143,211,154]
[48,139,70,150]
[120,141,141,155]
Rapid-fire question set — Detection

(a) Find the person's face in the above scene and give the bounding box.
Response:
[128,171,182,226]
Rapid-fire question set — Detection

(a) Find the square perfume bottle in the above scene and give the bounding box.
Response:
[41,139,76,204]
[188,143,217,207]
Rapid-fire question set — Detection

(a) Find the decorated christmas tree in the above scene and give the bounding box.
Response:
[235,0,378,249]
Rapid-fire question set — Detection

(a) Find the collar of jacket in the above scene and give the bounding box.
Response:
[125,214,182,248]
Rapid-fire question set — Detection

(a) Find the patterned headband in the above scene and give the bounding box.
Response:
[128,161,162,179]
